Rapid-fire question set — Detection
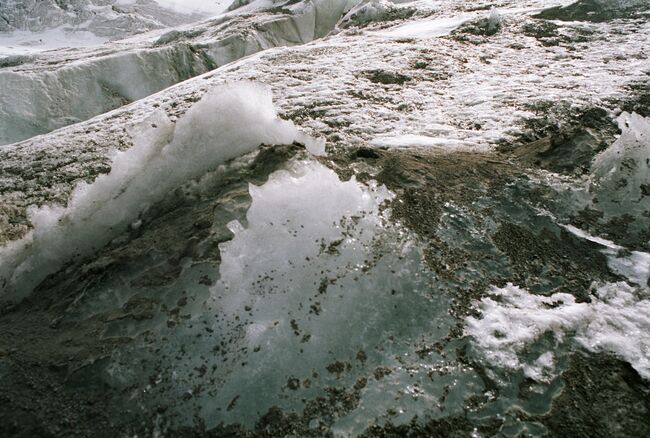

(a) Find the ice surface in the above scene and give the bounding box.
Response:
[0,81,320,305]
[0,0,358,146]
[466,282,650,380]
[0,45,215,145]
[1,0,650,433]
[125,159,456,429]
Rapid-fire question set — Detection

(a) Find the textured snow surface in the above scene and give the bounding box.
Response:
[0,81,318,305]
[466,281,650,380]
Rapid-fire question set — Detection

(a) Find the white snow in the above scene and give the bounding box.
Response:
[466,282,650,380]
[0,26,109,56]
[376,14,474,38]
[0,81,321,305]
[151,0,231,15]
[370,134,481,151]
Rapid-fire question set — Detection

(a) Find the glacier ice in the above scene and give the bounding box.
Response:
[562,224,650,288]
[0,0,650,434]
[0,81,320,305]
[0,46,216,145]
[100,159,456,430]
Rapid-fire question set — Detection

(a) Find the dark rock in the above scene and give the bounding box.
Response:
[533,0,650,23]
[362,69,411,85]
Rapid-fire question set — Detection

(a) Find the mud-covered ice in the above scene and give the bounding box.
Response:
[0,81,320,305]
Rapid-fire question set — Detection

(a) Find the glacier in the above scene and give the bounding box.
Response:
[0,0,650,436]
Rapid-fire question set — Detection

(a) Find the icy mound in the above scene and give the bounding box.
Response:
[338,0,415,29]
[590,112,650,223]
[0,81,320,306]
[466,282,650,380]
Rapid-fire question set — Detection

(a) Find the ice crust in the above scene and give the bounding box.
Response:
[466,280,650,380]
[0,81,319,305]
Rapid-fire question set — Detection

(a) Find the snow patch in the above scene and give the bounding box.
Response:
[151,0,231,15]
[0,82,321,305]
[370,134,481,151]
[466,282,650,380]
[376,14,473,38]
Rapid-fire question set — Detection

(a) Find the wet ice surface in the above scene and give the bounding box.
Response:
[1,0,650,436]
